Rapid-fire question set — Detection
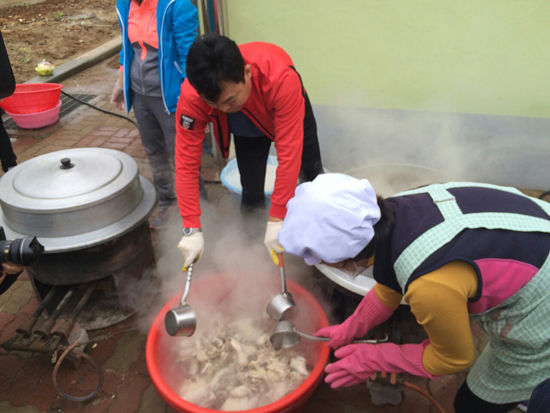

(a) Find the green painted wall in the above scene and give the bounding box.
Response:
[224,0,550,119]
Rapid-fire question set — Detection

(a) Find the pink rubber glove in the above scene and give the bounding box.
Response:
[314,288,395,349]
[325,339,438,388]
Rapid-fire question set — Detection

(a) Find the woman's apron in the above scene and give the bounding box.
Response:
[393,182,550,403]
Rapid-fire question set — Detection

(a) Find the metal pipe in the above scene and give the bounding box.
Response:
[200,0,212,34]
[200,0,225,35]
[44,334,61,349]
[4,333,62,353]
[214,0,225,35]
[34,285,77,340]
[16,286,58,338]
[54,280,98,341]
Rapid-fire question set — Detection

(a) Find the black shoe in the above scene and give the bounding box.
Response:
[150,204,178,230]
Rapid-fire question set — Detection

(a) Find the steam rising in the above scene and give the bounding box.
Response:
[316,93,550,192]
[120,189,334,336]
[116,93,549,335]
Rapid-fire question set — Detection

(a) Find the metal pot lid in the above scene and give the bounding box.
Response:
[315,263,407,305]
[0,176,156,252]
[314,263,376,296]
[2,148,138,211]
[0,148,158,252]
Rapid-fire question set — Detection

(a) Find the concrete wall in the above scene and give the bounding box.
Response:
[224,0,550,190]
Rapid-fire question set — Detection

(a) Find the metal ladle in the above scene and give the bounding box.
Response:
[270,320,389,350]
[266,253,296,320]
[165,264,197,337]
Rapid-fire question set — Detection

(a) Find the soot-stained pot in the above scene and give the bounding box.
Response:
[0,148,157,253]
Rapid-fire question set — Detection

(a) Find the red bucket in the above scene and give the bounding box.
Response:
[146,272,330,413]
[0,83,62,114]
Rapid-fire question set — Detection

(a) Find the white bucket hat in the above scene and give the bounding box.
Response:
[279,173,381,265]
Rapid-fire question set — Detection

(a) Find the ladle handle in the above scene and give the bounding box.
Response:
[295,331,330,342]
[296,330,390,345]
[180,263,194,306]
[278,253,288,294]
[352,335,389,344]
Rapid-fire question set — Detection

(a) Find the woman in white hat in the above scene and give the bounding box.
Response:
[279,173,550,413]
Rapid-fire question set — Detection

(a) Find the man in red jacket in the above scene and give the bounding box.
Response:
[175,34,324,268]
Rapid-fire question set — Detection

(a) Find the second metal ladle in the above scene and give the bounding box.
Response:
[266,253,296,320]
[270,320,389,349]
[165,264,197,337]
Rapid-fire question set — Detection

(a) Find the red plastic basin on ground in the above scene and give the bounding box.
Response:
[0,83,62,114]
[146,272,330,413]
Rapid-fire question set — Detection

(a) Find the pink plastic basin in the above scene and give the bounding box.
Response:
[5,100,61,129]
[146,272,330,413]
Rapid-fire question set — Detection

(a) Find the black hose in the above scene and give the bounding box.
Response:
[539,190,550,200]
[61,90,223,184]
[61,90,139,128]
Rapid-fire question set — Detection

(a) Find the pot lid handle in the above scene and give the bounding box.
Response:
[60,158,74,169]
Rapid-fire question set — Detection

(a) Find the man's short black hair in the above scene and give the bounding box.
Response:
[185,33,246,103]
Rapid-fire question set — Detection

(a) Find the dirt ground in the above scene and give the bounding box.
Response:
[0,0,119,83]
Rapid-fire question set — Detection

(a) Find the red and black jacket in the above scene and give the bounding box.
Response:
[175,42,310,227]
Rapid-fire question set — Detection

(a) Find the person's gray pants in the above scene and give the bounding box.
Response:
[132,92,177,207]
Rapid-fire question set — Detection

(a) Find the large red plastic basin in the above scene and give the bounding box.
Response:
[0,83,62,114]
[146,272,330,413]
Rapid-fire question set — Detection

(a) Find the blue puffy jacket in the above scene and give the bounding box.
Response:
[115,0,198,114]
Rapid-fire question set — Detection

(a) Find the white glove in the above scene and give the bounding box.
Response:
[110,79,125,111]
[264,220,284,258]
[177,232,204,269]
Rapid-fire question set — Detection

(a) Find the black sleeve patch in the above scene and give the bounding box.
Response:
[180,114,195,130]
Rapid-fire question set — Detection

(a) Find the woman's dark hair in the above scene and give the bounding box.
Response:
[185,33,245,102]
[352,196,395,261]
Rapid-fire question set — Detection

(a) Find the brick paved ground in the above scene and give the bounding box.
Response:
[0,56,528,412]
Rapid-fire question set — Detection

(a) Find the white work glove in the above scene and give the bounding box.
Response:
[177,232,204,269]
[264,220,284,263]
[110,79,125,111]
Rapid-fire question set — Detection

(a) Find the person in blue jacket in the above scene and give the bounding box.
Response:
[112,0,200,230]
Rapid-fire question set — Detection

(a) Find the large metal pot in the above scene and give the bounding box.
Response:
[0,148,157,253]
